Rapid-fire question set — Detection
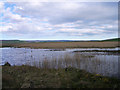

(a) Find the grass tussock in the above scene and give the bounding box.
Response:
[2,65,120,88]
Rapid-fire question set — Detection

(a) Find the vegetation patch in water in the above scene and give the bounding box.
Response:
[73,50,120,52]
[46,49,65,51]
[73,50,120,55]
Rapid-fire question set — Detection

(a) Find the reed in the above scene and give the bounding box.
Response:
[26,52,118,78]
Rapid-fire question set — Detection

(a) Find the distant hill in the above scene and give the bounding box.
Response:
[0,40,25,43]
[101,38,120,41]
[25,40,75,42]
[0,38,119,43]
[18,38,120,42]
[24,40,102,42]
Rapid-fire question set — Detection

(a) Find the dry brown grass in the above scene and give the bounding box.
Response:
[3,41,119,48]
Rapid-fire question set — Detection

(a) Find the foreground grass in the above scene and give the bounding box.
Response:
[2,65,120,88]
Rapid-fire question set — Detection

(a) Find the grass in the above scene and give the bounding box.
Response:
[102,38,120,41]
[2,65,120,88]
[1,41,120,48]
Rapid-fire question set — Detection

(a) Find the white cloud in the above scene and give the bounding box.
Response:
[0,25,12,32]
[3,7,31,23]
[59,28,106,34]
[0,2,5,14]
[13,2,117,24]
[1,0,119,2]
[1,2,118,40]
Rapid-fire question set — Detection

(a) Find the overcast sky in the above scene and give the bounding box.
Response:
[0,1,118,40]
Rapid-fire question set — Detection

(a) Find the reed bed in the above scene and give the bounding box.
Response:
[26,53,118,78]
[2,41,119,48]
[2,52,119,88]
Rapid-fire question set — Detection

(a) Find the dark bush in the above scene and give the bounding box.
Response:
[4,62,11,66]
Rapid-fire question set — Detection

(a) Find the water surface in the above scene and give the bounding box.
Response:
[1,47,119,78]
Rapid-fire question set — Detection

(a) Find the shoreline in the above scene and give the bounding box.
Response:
[1,46,120,49]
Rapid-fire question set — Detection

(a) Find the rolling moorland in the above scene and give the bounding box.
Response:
[1,38,120,48]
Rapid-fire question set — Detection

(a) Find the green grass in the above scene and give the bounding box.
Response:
[2,65,120,88]
[102,38,120,41]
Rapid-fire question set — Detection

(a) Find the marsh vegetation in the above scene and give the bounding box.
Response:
[1,47,119,78]
[1,41,120,48]
[2,65,120,88]
[1,46,120,88]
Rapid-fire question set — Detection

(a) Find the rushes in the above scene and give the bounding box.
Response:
[29,53,92,70]
[26,53,118,78]
[42,58,49,69]
[49,58,57,69]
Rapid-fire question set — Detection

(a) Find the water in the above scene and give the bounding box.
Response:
[0,47,119,78]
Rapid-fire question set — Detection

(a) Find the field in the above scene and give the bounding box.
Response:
[1,41,120,48]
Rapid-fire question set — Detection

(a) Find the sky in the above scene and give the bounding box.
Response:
[0,1,118,40]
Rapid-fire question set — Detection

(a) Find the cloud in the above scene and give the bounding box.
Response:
[13,2,117,24]
[1,2,118,40]
[0,2,4,12]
